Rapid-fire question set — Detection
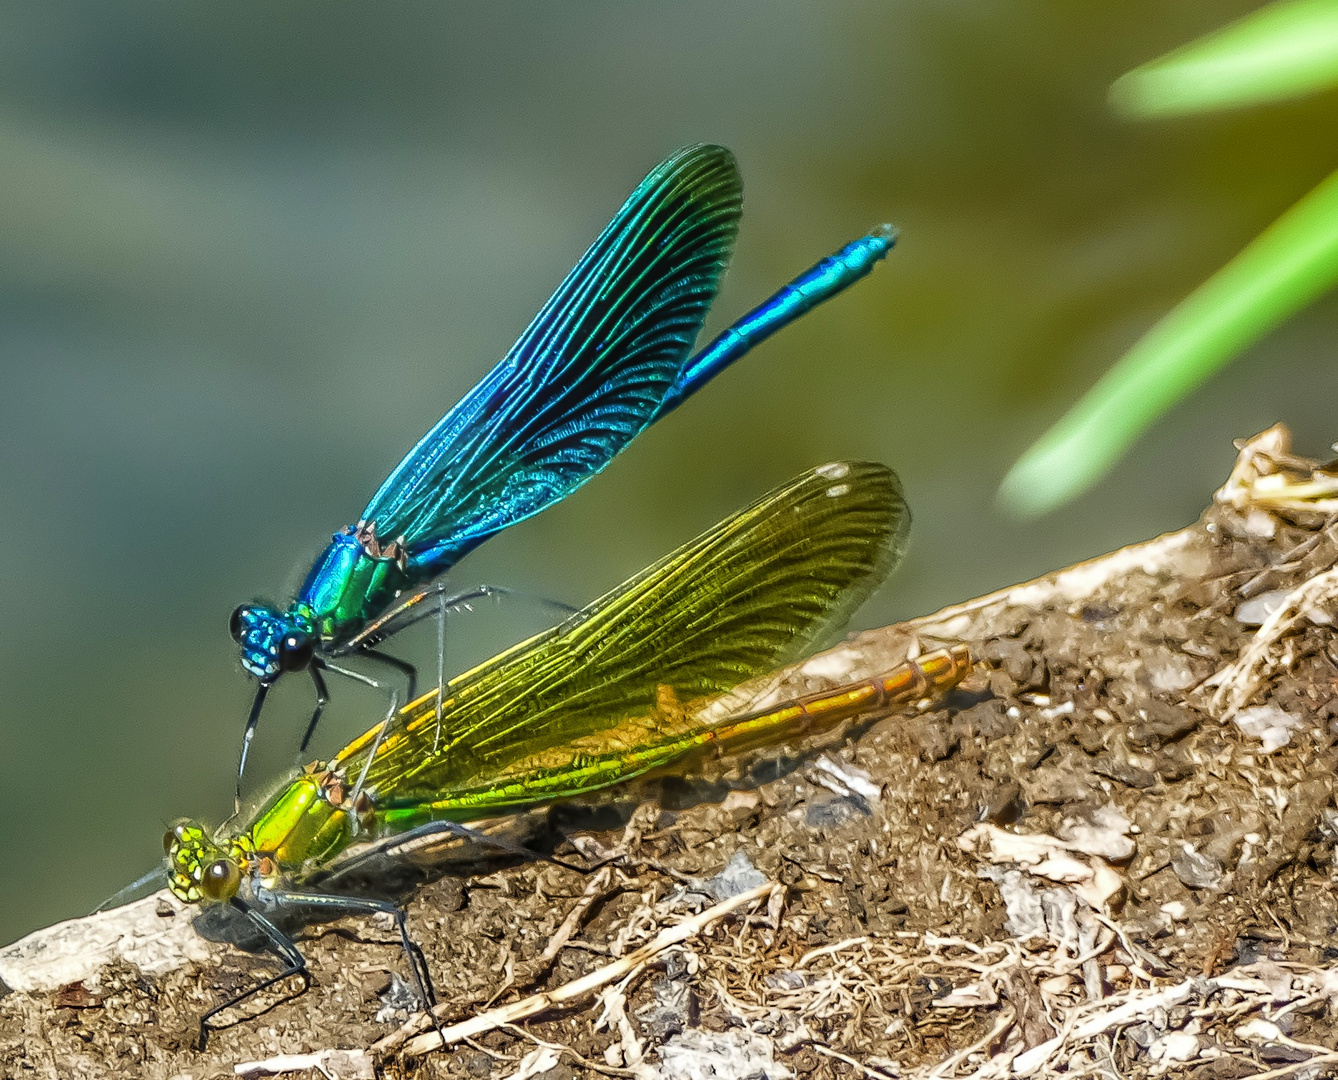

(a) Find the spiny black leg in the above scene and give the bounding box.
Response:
[401,922,446,1048]
[348,817,602,875]
[199,898,309,1050]
[346,583,581,652]
[407,939,436,1006]
[394,908,438,1008]
[433,591,447,750]
[297,663,331,756]
[236,682,271,814]
[386,904,443,1041]
[359,647,418,702]
[269,890,445,1044]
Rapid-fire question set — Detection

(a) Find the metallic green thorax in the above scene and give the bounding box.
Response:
[298,526,415,643]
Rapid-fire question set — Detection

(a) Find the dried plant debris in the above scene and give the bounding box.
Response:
[5,424,1338,1079]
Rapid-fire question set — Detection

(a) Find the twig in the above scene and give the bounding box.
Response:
[501,1022,639,1078]
[797,936,870,968]
[486,863,618,1008]
[927,1006,1016,1079]
[1235,1052,1338,1080]
[812,1041,898,1079]
[1012,978,1202,1076]
[537,864,616,971]
[1208,565,1338,714]
[232,1049,374,1079]
[374,881,778,1058]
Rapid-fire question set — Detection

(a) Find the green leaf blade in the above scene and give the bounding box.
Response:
[1111,0,1338,117]
[1000,166,1338,517]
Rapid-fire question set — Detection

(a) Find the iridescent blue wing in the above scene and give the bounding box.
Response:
[360,145,741,573]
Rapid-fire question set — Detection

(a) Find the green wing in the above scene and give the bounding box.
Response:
[332,461,908,812]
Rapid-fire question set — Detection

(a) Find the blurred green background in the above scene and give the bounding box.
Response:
[3,1,1337,943]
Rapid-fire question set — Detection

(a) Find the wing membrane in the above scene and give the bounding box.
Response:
[360,145,742,570]
[332,461,909,809]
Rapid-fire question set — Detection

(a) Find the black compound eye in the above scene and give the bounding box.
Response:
[200,859,242,902]
[229,606,248,643]
[279,632,314,672]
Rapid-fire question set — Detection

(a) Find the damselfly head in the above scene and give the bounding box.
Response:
[231,605,315,681]
[164,820,255,905]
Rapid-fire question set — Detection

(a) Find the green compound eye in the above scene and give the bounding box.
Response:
[200,859,242,902]
[164,821,198,855]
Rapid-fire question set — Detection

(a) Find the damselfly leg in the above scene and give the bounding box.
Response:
[333,584,579,753]
[354,648,419,704]
[324,817,601,886]
[198,809,606,1047]
[198,897,308,1049]
[200,893,443,1051]
[296,665,331,759]
[91,867,164,914]
[235,683,272,813]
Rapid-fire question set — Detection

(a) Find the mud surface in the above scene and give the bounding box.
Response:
[5,437,1338,1079]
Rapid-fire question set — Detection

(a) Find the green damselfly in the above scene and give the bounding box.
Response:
[167,461,969,1040]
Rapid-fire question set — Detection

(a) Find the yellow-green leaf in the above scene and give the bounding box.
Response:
[1000,167,1338,517]
[1111,0,1338,117]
